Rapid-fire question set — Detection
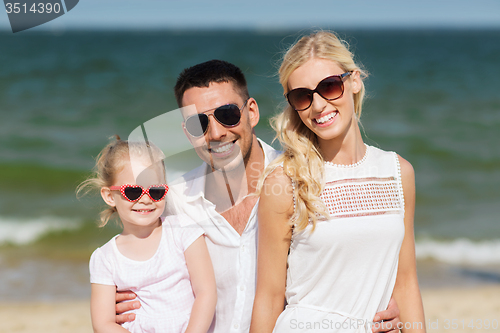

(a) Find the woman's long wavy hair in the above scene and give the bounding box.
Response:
[259,31,367,232]
[76,136,165,227]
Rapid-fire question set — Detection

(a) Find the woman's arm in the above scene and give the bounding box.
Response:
[392,156,426,333]
[91,284,130,333]
[184,236,217,333]
[250,168,294,333]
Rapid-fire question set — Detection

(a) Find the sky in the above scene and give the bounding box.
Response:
[1,0,500,32]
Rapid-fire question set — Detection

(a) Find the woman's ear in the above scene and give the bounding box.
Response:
[101,187,116,207]
[351,70,362,94]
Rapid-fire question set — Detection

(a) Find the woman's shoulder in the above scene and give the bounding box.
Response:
[366,144,396,159]
[262,164,294,191]
[260,165,295,216]
[367,145,412,169]
[395,154,415,189]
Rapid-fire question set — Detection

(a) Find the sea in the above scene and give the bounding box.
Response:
[0,29,499,301]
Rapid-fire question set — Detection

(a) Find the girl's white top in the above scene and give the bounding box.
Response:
[89,215,205,333]
[273,145,406,333]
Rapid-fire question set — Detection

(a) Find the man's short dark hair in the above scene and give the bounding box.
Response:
[174,60,250,107]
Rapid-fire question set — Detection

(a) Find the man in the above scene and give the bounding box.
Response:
[116,60,401,333]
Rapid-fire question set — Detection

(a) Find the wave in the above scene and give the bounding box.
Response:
[416,238,500,265]
[0,216,83,246]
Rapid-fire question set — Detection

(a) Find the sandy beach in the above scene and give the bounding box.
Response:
[1,285,499,333]
[0,300,91,333]
[421,285,500,332]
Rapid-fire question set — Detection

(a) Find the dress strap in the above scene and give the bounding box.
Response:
[393,152,405,215]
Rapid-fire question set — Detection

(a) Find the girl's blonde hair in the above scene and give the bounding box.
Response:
[259,31,367,232]
[77,135,165,227]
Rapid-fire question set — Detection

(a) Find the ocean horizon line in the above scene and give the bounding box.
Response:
[1,25,500,35]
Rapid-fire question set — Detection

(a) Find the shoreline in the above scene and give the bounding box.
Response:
[3,256,500,302]
[1,285,499,333]
[417,260,500,288]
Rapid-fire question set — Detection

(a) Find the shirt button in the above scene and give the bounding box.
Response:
[240,285,245,291]
[234,323,239,329]
[240,245,245,252]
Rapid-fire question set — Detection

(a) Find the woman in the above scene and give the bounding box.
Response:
[250,31,425,333]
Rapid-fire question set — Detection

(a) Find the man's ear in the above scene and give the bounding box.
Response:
[101,187,116,207]
[246,98,260,128]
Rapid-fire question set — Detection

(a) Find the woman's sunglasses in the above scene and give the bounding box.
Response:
[286,72,352,111]
[109,184,169,202]
[184,99,249,137]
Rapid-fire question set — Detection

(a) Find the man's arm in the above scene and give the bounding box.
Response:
[115,290,140,324]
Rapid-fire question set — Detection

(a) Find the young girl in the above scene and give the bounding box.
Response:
[79,137,217,333]
[250,31,425,332]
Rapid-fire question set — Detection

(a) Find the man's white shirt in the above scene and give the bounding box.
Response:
[165,139,281,333]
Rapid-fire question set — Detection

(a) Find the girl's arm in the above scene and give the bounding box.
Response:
[392,156,426,333]
[91,284,130,333]
[250,168,294,333]
[184,236,217,333]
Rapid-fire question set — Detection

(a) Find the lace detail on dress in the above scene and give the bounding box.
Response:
[320,176,403,218]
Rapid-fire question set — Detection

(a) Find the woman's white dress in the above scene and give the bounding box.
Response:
[273,145,406,333]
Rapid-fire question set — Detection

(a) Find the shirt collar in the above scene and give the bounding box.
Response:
[259,137,282,169]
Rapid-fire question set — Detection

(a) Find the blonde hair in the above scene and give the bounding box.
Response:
[76,135,165,227]
[260,31,367,232]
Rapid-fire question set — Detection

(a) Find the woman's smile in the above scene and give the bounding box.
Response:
[313,110,338,126]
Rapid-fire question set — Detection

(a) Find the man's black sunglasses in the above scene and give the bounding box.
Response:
[184,99,249,137]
